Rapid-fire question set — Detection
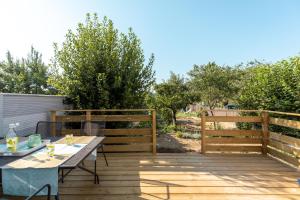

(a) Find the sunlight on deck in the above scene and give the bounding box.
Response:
[59,153,300,200]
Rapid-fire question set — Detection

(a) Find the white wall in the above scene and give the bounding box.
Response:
[0,93,66,137]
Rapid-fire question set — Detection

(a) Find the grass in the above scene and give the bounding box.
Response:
[176,112,199,118]
[176,131,201,139]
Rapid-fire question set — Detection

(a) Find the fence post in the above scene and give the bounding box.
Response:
[86,110,92,135]
[152,110,157,155]
[201,111,206,154]
[50,111,56,136]
[261,111,269,154]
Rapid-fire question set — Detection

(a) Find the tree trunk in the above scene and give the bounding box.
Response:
[209,106,217,129]
[172,110,177,126]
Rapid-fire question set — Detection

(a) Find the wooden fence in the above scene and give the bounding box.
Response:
[50,109,156,154]
[267,111,300,167]
[201,110,265,154]
[50,108,300,167]
[201,110,300,168]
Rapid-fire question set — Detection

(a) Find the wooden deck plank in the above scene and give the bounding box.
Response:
[60,186,300,195]
[81,162,287,167]
[90,166,291,172]
[60,179,300,187]
[64,174,299,181]
[3,194,300,200]
[59,194,300,200]
[77,170,300,176]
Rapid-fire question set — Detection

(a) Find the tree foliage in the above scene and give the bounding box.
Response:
[147,72,192,125]
[188,62,242,112]
[238,56,300,112]
[0,47,50,94]
[49,13,155,109]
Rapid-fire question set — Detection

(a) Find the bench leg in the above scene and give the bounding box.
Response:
[61,169,64,183]
[94,159,100,184]
[59,168,73,183]
[55,192,60,200]
[101,145,108,166]
[78,163,100,184]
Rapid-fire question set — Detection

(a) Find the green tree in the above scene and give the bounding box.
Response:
[49,13,155,109]
[25,47,49,94]
[147,72,192,125]
[0,51,26,93]
[238,56,300,112]
[238,56,300,136]
[0,47,50,94]
[188,62,242,114]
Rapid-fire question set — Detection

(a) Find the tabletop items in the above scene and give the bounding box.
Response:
[27,134,42,148]
[65,134,74,145]
[0,135,104,198]
[2,121,43,154]
[0,137,47,157]
[5,123,19,152]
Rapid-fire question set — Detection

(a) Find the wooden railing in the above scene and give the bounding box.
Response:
[201,110,265,154]
[266,111,300,167]
[49,108,300,167]
[50,109,156,154]
[201,110,300,168]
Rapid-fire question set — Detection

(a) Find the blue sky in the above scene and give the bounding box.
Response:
[0,0,300,81]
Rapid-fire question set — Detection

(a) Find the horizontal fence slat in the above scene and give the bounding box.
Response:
[104,136,152,144]
[267,147,299,167]
[205,130,262,137]
[56,115,151,122]
[268,139,300,157]
[267,110,300,117]
[269,132,300,147]
[205,145,262,152]
[103,128,152,135]
[52,110,155,154]
[91,115,151,122]
[61,129,81,135]
[205,116,262,122]
[103,144,152,152]
[56,115,85,122]
[269,117,300,130]
[61,128,152,136]
[206,138,262,144]
[52,109,153,112]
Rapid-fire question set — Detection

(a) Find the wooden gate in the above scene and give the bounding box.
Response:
[201,109,300,168]
[201,110,267,154]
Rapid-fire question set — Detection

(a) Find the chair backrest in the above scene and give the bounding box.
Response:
[80,121,106,136]
[35,121,64,139]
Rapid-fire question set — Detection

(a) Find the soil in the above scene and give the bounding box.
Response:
[157,116,201,153]
[157,133,201,153]
[156,113,237,153]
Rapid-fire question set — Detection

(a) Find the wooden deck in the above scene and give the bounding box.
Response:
[58,153,300,200]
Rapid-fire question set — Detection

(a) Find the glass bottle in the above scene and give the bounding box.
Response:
[6,123,19,151]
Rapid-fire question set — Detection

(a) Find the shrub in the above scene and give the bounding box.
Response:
[176,131,183,138]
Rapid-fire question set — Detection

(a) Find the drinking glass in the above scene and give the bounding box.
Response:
[46,143,55,157]
[65,134,74,145]
[27,134,42,148]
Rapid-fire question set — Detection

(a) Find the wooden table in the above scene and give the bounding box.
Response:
[0,136,105,199]
[58,136,105,184]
